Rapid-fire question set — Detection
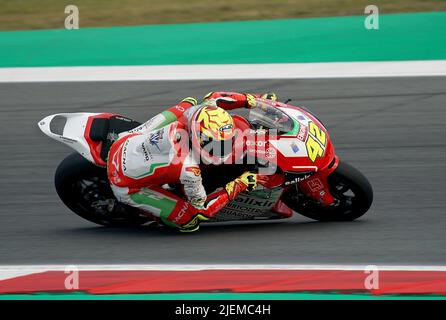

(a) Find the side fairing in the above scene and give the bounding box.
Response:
[270,106,334,172]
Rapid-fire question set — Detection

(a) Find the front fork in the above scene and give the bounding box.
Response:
[297,155,340,206]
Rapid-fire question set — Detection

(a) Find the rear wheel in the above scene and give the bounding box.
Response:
[283,161,373,221]
[54,153,151,227]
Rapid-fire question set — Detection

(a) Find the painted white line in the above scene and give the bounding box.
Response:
[2,264,446,281]
[0,61,446,83]
[291,166,318,170]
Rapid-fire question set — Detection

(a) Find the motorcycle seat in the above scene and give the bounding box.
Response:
[89,115,141,162]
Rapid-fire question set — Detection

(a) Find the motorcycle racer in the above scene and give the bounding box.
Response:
[107,92,277,232]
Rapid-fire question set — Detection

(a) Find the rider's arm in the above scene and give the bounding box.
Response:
[126,97,198,135]
[203,91,277,110]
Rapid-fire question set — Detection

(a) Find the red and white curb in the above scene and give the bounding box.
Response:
[1,264,446,295]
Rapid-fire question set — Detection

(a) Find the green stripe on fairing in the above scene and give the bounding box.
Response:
[130,191,177,227]
[282,119,300,136]
[1,292,446,300]
[0,12,445,68]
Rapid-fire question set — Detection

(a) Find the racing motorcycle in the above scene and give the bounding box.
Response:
[38,98,373,227]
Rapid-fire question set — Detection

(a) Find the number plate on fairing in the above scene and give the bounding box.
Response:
[212,188,283,222]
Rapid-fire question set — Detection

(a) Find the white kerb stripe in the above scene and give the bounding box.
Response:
[2,264,446,281]
[0,61,445,83]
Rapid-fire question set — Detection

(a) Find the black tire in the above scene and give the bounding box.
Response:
[283,160,373,221]
[54,153,151,227]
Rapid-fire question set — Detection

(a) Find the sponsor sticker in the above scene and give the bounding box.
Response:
[186,166,201,177]
[284,173,313,186]
[149,128,164,151]
[308,178,324,192]
[297,124,308,142]
[290,142,300,153]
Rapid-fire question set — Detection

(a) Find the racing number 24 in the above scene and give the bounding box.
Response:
[306,122,326,162]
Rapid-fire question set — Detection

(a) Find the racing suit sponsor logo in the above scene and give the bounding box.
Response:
[141,142,152,162]
[186,167,201,177]
[111,142,124,173]
[173,202,190,224]
[128,118,154,134]
[148,128,164,151]
[122,139,130,172]
[175,105,185,112]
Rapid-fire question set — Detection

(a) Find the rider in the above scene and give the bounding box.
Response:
[107,91,277,232]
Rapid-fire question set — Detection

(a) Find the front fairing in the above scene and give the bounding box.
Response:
[246,100,336,174]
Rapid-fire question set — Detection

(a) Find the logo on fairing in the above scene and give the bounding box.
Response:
[284,174,312,186]
[297,124,308,142]
[290,142,300,153]
[308,178,324,192]
[107,131,119,141]
[148,129,164,151]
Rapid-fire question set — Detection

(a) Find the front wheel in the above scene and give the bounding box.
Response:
[55,153,151,227]
[283,161,373,221]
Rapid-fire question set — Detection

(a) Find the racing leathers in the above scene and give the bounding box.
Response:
[106,92,275,232]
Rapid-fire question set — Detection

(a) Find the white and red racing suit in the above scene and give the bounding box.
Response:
[107,92,263,231]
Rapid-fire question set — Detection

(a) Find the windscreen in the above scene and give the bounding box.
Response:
[248,101,294,134]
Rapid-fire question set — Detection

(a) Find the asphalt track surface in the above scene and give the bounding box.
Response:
[1,77,446,265]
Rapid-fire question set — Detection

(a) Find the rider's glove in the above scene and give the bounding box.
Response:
[225,171,258,201]
[245,93,258,109]
[181,97,198,106]
[261,92,278,101]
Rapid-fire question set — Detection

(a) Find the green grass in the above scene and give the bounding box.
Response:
[1,0,445,30]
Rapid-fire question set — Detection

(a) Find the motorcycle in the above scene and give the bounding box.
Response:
[38,98,373,227]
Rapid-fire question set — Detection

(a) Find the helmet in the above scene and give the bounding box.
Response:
[190,104,236,164]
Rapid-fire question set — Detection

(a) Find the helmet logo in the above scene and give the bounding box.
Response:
[219,124,233,132]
